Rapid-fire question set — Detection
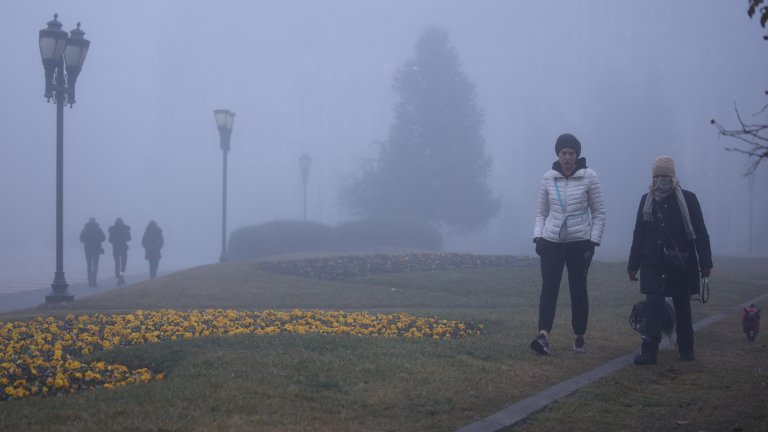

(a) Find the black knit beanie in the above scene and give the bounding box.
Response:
[555,133,581,157]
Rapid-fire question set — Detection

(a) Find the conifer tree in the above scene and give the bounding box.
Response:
[344,27,500,231]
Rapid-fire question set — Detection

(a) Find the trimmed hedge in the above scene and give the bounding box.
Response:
[227,221,336,260]
[334,218,442,251]
[227,218,442,261]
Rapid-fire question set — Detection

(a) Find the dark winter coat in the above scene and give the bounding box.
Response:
[108,220,131,252]
[142,222,164,261]
[80,221,105,256]
[628,189,712,296]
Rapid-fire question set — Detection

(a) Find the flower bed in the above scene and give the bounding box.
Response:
[254,253,534,280]
[1,309,481,400]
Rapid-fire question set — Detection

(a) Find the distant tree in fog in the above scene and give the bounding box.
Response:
[709,1,768,175]
[343,26,500,231]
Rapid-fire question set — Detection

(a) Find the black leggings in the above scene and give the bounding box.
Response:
[643,292,694,350]
[536,239,595,335]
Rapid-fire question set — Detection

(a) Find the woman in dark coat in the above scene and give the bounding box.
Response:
[628,156,712,365]
[142,220,164,279]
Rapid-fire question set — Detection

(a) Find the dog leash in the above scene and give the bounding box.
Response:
[695,276,710,304]
[692,236,710,303]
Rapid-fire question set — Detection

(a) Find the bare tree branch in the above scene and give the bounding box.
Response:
[711,102,768,176]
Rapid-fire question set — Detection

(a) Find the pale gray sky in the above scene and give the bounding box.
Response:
[1,1,767,291]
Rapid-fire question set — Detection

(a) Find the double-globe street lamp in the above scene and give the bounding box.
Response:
[299,152,312,222]
[214,110,235,262]
[39,14,90,304]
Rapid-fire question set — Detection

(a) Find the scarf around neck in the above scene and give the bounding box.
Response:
[642,177,696,240]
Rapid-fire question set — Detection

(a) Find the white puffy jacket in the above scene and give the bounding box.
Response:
[533,167,606,244]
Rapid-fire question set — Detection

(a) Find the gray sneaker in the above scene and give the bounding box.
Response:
[573,335,585,353]
[530,334,551,355]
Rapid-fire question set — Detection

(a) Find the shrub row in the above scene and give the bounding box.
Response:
[227,218,443,260]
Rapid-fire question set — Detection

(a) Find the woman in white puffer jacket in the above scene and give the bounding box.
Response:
[529,133,607,355]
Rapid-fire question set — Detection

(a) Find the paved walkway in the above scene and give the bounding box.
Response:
[0,273,145,314]
[456,292,768,432]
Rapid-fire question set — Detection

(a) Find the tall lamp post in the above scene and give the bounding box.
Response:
[748,172,755,254]
[299,152,312,222]
[39,14,90,304]
[214,109,235,262]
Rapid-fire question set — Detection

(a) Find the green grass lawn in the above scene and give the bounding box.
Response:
[0,254,766,431]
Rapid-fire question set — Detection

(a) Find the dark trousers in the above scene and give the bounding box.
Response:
[536,239,595,335]
[85,252,100,284]
[643,291,694,351]
[113,249,127,277]
[148,259,159,279]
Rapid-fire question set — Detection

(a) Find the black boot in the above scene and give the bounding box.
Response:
[678,335,695,361]
[634,340,659,365]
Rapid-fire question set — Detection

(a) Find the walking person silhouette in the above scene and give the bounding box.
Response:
[108,217,131,286]
[142,220,164,279]
[79,217,105,287]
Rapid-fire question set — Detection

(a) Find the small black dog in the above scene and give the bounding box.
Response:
[630,298,676,349]
[742,304,761,341]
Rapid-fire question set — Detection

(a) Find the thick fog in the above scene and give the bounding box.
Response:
[2,1,767,291]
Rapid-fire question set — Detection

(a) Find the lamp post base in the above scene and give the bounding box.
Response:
[45,292,75,304]
[47,272,73,304]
